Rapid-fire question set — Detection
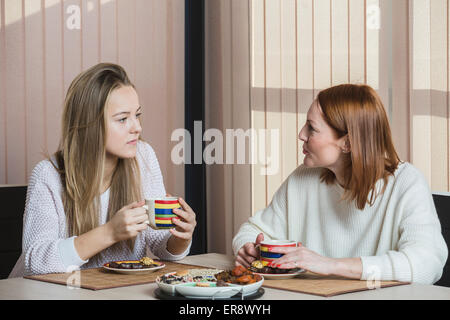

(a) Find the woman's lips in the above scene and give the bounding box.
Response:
[303,147,309,155]
[127,139,138,145]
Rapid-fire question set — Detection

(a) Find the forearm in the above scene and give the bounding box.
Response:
[331,257,363,280]
[74,223,116,261]
[166,235,191,255]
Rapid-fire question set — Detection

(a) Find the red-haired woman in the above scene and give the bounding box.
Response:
[233,84,448,284]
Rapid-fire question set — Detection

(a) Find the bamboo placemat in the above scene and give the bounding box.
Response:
[262,271,409,297]
[24,261,213,291]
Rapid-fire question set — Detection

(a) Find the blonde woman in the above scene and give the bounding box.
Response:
[233,84,448,284]
[9,63,196,277]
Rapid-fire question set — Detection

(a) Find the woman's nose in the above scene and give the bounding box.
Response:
[298,125,308,142]
[131,117,142,134]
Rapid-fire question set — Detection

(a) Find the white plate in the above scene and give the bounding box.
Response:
[174,277,264,299]
[156,272,184,294]
[156,270,222,294]
[103,261,165,275]
[253,269,305,280]
[175,283,245,299]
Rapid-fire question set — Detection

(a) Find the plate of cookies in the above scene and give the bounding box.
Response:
[155,266,264,299]
[248,260,305,279]
[103,257,165,274]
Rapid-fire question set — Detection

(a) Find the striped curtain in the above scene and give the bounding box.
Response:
[206,0,450,254]
[0,0,185,198]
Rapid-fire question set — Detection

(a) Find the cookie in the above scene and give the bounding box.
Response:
[196,282,211,287]
[176,270,190,277]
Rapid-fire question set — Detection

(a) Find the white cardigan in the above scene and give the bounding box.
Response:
[9,141,190,277]
[232,163,448,284]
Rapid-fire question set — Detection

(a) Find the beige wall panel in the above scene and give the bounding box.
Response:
[1,0,185,198]
[250,0,267,213]
[5,0,26,184]
[117,0,136,82]
[366,0,380,90]
[44,0,64,156]
[331,0,349,85]
[165,0,185,200]
[448,0,450,191]
[430,0,448,191]
[391,0,410,162]
[377,0,390,117]
[313,0,331,91]
[348,0,365,84]
[205,0,226,254]
[265,0,283,203]
[81,0,100,70]
[220,0,233,254]
[100,0,116,62]
[0,0,6,183]
[231,0,251,236]
[281,0,298,181]
[411,0,432,184]
[25,0,45,179]
[297,0,313,167]
[63,0,82,101]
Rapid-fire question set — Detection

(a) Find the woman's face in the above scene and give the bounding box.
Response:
[105,85,142,160]
[298,100,347,171]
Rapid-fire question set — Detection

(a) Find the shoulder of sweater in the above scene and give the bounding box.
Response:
[393,161,426,184]
[288,165,322,184]
[28,159,62,189]
[136,140,157,162]
[391,161,431,192]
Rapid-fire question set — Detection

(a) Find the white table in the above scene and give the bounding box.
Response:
[1,253,449,300]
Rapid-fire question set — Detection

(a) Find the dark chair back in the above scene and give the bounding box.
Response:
[432,192,450,287]
[0,185,27,279]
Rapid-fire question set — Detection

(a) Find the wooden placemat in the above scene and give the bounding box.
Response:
[24,261,213,291]
[262,271,409,297]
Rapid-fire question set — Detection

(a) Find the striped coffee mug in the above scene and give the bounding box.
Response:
[143,197,181,230]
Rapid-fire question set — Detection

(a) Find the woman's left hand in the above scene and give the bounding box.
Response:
[269,245,337,276]
[170,197,197,241]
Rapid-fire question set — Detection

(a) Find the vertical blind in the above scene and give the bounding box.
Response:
[0,0,185,198]
[206,0,450,254]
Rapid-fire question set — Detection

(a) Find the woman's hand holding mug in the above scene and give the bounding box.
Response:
[235,233,265,268]
[107,200,148,242]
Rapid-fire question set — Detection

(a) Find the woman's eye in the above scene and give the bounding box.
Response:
[118,117,127,123]
[136,113,142,118]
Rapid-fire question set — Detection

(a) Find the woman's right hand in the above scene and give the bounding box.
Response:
[107,200,149,243]
[235,233,265,268]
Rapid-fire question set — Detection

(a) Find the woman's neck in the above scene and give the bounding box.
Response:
[327,155,349,188]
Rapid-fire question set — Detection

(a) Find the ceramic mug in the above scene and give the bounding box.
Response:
[259,240,297,266]
[143,197,181,230]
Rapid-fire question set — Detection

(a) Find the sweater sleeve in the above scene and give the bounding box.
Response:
[360,168,448,284]
[22,162,87,275]
[232,178,289,256]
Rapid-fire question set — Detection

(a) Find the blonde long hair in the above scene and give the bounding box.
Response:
[318,84,400,210]
[53,63,142,251]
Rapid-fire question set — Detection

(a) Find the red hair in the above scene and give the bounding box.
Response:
[318,84,400,210]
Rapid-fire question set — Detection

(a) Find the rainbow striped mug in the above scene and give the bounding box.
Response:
[143,197,181,230]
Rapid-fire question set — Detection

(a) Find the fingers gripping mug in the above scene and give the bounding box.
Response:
[259,240,297,266]
[143,197,181,230]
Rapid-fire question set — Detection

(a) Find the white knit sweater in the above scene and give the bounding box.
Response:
[232,163,448,284]
[9,141,190,277]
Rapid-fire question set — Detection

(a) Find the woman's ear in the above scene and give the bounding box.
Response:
[340,135,351,153]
